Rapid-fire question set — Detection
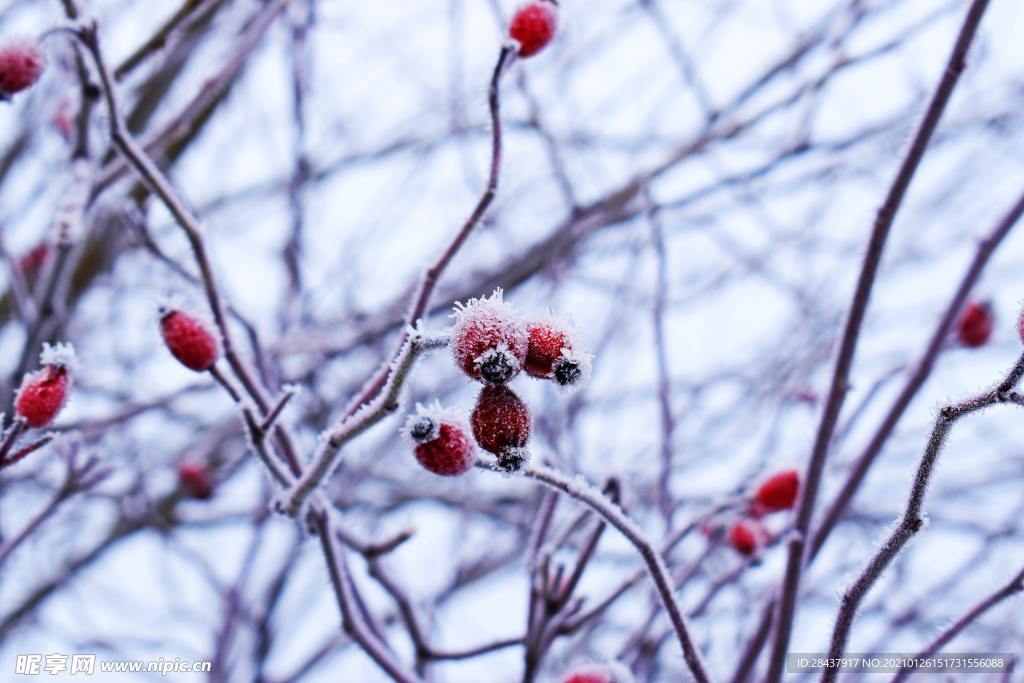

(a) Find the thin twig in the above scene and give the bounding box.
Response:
[822,351,1024,682]
[481,462,713,683]
[766,2,992,678]
[890,564,1024,683]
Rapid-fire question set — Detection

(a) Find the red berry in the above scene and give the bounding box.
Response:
[509,1,559,58]
[563,662,633,683]
[450,289,528,385]
[471,385,532,472]
[956,301,993,348]
[754,469,800,513]
[729,520,761,557]
[0,38,45,99]
[524,314,591,389]
[178,461,215,499]
[17,242,50,280]
[14,343,77,429]
[404,404,476,477]
[160,308,222,372]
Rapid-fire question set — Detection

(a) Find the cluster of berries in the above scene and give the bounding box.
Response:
[0,37,44,101]
[719,469,799,558]
[406,289,590,477]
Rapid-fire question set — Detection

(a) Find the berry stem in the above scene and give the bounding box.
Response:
[278,331,450,516]
[481,461,713,683]
[766,2,993,678]
[0,434,55,472]
[0,419,27,468]
[75,22,303,480]
[339,46,514,421]
[823,350,1024,682]
[7,162,89,407]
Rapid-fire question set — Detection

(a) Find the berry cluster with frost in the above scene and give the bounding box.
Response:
[15,343,77,429]
[562,661,634,683]
[509,1,559,58]
[0,37,45,100]
[404,290,591,477]
[159,306,222,372]
[403,403,476,477]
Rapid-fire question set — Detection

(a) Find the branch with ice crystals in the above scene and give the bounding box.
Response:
[277,327,451,516]
[823,350,1024,682]
[477,460,713,683]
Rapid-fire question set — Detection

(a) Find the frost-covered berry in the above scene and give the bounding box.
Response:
[956,300,993,348]
[178,461,214,499]
[160,308,222,372]
[451,289,528,385]
[729,520,762,558]
[403,403,476,477]
[0,38,45,99]
[14,342,77,429]
[524,314,591,390]
[509,1,559,58]
[563,662,634,683]
[753,469,800,513]
[471,385,532,472]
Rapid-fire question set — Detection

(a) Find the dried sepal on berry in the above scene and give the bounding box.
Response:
[0,37,45,100]
[524,312,592,391]
[956,300,993,348]
[450,289,528,385]
[753,469,800,514]
[159,306,222,372]
[402,403,476,477]
[509,1,559,58]
[15,342,77,429]
[471,385,532,473]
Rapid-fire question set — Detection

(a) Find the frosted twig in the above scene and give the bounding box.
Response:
[312,507,424,683]
[822,350,1024,682]
[890,564,1024,683]
[767,2,993,678]
[337,46,515,421]
[479,461,713,683]
[277,331,450,516]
